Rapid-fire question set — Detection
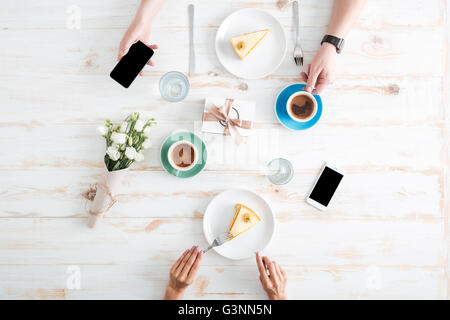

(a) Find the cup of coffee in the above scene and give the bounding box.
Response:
[286,91,317,122]
[167,140,198,171]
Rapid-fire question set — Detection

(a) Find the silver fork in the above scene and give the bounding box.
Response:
[293,0,304,66]
[203,232,233,253]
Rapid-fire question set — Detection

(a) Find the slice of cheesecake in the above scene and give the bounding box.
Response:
[230,29,270,60]
[228,204,261,240]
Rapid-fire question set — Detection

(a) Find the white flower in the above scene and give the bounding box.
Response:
[125,147,137,160]
[106,146,120,161]
[111,132,127,144]
[143,126,151,136]
[142,138,152,149]
[97,126,107,136]
[120,122,128,133]
[135,152,144,162]
[134,120,144,132]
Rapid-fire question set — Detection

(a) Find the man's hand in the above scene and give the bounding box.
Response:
[164,246,203,300]
[256,252,287,300]
[301,42,337,95]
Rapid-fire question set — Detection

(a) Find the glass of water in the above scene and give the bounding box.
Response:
[159,71,190,102]
[266,158,294,185]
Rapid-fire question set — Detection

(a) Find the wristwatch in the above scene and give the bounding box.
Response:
[321,35,345,54]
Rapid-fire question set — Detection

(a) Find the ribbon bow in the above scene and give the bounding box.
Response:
[202,99,252,145]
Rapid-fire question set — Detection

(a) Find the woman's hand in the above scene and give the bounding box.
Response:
[301,42,337,95]
[256,252,287,300]
[118,15,158,75]
[164,246,203,300]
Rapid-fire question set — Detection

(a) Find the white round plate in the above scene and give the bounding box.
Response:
[215,8,287,79]
[203,189,275,260]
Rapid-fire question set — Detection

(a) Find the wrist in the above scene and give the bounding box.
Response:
[134,13,153,28]
[321,34,344,54]
[321,42,338,53]
[268,293,287,300]
[164,283,185,300]
[267,290,287,300]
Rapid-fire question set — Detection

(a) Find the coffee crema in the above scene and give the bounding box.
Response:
[171,143,195,168]
[289,95,314,119]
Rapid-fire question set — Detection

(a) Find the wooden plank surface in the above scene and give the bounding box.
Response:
[0,0,449,299]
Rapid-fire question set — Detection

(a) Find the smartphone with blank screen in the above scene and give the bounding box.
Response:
[306,163,344,211]
[110,40,154,88]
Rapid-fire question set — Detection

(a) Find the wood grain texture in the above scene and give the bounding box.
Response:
[0,0,449,299]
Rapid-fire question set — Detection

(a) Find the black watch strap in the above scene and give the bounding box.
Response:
[321,35,345,54]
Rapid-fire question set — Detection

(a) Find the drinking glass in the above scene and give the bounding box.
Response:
[266,158,294,185]
[159,71,190,102]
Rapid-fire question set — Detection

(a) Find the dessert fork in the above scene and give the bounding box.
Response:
[293,0,304,66]
[203,232,233,253]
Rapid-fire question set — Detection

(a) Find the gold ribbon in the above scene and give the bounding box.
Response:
[88,183,117,216]
[202,99,252,145]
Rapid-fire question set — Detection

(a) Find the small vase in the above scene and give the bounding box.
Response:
[87,166,129,228]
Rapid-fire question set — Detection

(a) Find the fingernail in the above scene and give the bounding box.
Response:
[255,252,260,257]
[191,246,195,250]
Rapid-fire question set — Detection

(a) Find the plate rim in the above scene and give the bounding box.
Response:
[202,188,276,260]
[214,8,287,80]
[274,84,323,131]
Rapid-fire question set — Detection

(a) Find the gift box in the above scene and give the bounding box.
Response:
[201,98,255,144]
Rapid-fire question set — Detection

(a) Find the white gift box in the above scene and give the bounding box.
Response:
[201,97,255,137]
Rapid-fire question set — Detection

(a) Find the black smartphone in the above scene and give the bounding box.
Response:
[306,163,344,211]
[110,40,154,88]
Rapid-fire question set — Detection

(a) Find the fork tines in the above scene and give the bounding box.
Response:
[294,56,303,66]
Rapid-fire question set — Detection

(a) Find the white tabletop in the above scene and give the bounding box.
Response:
[0,0,449,299]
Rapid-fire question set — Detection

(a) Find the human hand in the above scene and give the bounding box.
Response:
[301,42,337,95]
[256,252,287,300]
[164,246,203,300]
[118,16,158,75]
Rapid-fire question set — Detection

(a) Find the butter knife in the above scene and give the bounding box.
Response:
[188,4,195,76]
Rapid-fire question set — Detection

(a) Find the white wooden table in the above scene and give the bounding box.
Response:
[0,0,449,299]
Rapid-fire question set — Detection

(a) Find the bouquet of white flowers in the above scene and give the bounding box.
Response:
[87,112,156,228]
[98,112,156,171]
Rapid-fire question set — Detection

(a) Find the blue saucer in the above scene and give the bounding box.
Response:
[274,84,322,130]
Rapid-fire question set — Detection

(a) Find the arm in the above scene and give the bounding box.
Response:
[164,246,203,300]
[118,0,167,68]
[327,0,366,38]
[302,0,366,94]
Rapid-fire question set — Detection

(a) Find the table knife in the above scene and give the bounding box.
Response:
[188,4,195,77]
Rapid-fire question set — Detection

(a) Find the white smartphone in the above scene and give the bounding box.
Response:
[306,163,345,211]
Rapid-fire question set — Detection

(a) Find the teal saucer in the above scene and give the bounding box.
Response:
[160,131,207,178]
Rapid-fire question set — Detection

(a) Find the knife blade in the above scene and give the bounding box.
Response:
[188,4,195,77]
